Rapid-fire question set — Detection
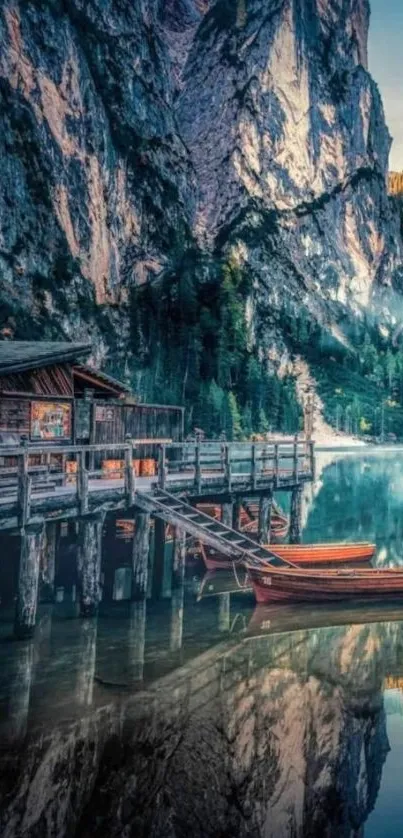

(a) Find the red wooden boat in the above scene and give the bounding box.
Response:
[200,542,376,572]
[246,562,403,604]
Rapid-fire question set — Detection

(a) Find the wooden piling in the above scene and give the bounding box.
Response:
[232,499,242,531]
[221,503,233,529]
[131,511,151,600]
[14,523,45,639]
[152,516,166,599]
[127,600,146,681]
[75,618,98,705]
[78,514,104,617]
[170,588,184,653]
[39,521,58,603]
[172,526,186,590]
[218,592,230,632]
[124,438,135,505]
[258,491,273,545]
[289,485,303,544]
[0,640,35,742]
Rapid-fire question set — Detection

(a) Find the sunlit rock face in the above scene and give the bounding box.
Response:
[0,0,401,369]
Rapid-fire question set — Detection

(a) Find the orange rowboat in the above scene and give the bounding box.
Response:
[200,542,376,572]
[246,562,403,604]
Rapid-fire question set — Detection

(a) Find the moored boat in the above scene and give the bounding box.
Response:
[200,541,376,572]
[246,563,403,605]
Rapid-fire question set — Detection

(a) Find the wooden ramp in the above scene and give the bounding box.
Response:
[136,488,293,568]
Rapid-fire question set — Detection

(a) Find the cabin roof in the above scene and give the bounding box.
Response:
[0,341,91,375]
[73,364,131,396]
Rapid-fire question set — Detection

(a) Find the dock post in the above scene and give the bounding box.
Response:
[259,491,273,545]
[309,441,316,480]
[152,516,166,599]
[77,514,105,617]
[14,522,45,639]
[218,593,230,632]
[75,618,98,706]
[158,445,167,490]
[131,511,151,600]
[289,485,303,544]
[124,436,136,506]
[39,521,58,603]
[170,587,184,653]
[195,443,202,493]
[172,526,186,590]
[169,527,186,652]
[221,503,233,528]
[0,641,35,743]
[274,443,279,488]
[232,498,242,531]
[127,600,146,682]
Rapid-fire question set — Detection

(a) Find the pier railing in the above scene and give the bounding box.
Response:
[0,437,315,527]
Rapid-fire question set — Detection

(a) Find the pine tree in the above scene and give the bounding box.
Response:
[227,392,243,440]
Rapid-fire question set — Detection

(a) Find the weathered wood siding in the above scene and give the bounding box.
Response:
[124,405,184,443]
[0,398,30,436]
[0,364,73,397]
[92,403,184,448]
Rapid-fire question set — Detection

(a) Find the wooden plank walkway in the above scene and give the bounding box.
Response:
[0,439,315,531]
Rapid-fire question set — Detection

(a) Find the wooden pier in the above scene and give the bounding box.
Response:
[0,437,315,638]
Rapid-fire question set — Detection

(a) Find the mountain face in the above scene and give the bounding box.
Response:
[0,1,402,410]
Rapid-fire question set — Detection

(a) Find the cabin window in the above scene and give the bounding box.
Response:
[30,401,72,441]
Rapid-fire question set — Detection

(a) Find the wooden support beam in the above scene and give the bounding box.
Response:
[18,444,31,528]
[251,444,257,489]
[172,526,186,590]
[224,445,232,492]
[77,514,104,617]
[258,491,273,545]
[170,588,184,653]
[195,444,201,493]
[274,444,279,488]
[152,516,166,600]
[14,522,45,639]
[39,521,58,603]
[77,450,89,515]
[158,445,167,490]
[289,485,303,545]
[232,498,242,531]
[127,600,146,682]
[218,592,230,632]
[131,512,151,600]
[75,619,98,706]
[293,435,299,484]
[124,439,135,506]
[309,441,316,480]
[0,641,35,743]
[221,502,233,528]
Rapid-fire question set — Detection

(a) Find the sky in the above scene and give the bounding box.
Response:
[369,0,403,170]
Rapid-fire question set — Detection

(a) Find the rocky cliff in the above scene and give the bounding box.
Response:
[0,1,402,415]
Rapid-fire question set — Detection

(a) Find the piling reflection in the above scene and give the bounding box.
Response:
[1,605,403,837]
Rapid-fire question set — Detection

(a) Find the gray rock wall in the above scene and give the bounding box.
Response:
[0,0,401,376]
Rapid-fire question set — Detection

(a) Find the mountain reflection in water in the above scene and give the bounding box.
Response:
[1,605,403,837]
[2,452,403,836]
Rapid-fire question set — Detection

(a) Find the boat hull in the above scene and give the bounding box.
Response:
[201,542,376,572]
[247,564,403,604]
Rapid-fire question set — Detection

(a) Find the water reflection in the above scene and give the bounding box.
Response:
[3,452,403,835]
[2,600,403,836]
[304,452,403,565]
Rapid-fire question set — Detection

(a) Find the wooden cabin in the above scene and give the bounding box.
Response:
[0,341,184,449]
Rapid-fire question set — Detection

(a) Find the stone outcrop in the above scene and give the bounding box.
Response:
[0,0,402,380]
